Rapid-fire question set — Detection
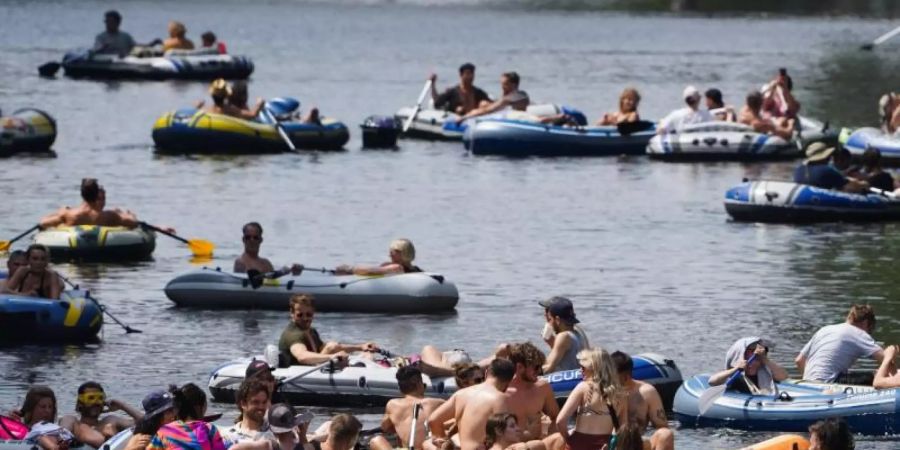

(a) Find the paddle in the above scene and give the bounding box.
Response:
[262,107,298,152]
[408,403,422,450]
[870,187,897,199]
[862,24,900,50]
[276,359,340,391]
[697,354,757,415]
[402,79,434,133]
[0,225,40,252]
[58,274,142,334]
[139,222,214,257]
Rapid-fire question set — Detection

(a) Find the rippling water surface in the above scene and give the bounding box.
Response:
[2,2,900,448]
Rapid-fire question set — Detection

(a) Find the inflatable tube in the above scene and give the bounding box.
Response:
[738,435,809,450]
[0,109,57,156]
[724,180,900,223]
[842,127,900,165]
[164,267,459,313]
[33,226,156,261]
[152,107,349,154]
[0,290,103,343]
[60,50,253,80]
[674,375,900,435]
[464,118,656,157]
[208,353,682,408]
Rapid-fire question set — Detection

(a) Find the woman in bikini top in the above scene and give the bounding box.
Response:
[556,347,628,450]
[3,245,61,300]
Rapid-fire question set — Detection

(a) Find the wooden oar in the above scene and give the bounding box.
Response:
[403,80,433,133]
[862,24,900,50]
[698,354,757,415]
[0,225,41,252]
[139,222,214,257]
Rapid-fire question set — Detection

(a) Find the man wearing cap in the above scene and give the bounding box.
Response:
[539,297,590,374]
[430,63,492,116]
[793,143,869,193]
[369,366,445,450]
[656,86,713,134]
[267,403,314,450]
[456,72,529,123]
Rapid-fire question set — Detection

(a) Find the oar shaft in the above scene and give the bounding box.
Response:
[874,24,900,45]
[140,222,188,244]
[7,224,41,244]
[403,80,434,133]
[263,108,297,152]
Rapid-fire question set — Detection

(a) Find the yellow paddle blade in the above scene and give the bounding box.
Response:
[187,239,215,256]
[0,241,10,252]
[189,255,214,265]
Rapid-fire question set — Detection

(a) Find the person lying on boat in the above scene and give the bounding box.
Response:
[456,72,530,124]
[656,86,712,134]
[430,63,492,116]
[279,294,461,377]
[5,250,26,278]
[793,144,869,194]
[2,245,62,300]
[808,418,854,450]
[369,366,447,450]
[93,10,161,57]
[162,21,195,53]
[596,88,641,126]
[59,381,143,448]
[878,92,900,134]
[738,91,793,140]
[708,337,787,395]
[612,351,674,450]
[704,88,736,122]
[334,238,422,275]
[17,386,76,450]
[38,178,175,233]
[233,222,303,276]
[201,31,227,54]
[795,304,884,383]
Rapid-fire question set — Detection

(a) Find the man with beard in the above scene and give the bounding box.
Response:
[538,297,590,373]
[369,366,446,450]
[221,379,277,448]
[611,351,674,450]
[506,343,558,442]
[59,382,143,448]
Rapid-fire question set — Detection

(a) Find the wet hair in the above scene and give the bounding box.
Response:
[201,31,216,45]
[501,72,520,87]
[81,178,101,202]
[328,413,362,448]
[242,222,263,236]
[613,423,644,450]
[611,350,633,375]
[21,386,57,425]
[453,362,483,388]
[484,413,516,448]
[488,358,515,382]
[459,63,476,75]
[26,244,50,260]
[289,294,314,312]
[847,304,875,328]
[168,21,187,38]
[389,239,416,265]
[808,418,854,450]
[172,383,207,421]
[705,88,724,107]
[236,378,270,409]
[577,347,623,401]
[508,342,546,368]
[104,10,122,23]
[77,381,104,395]
[396,365,423,394]
[862,148,882,170]
[746,91,764,112]
[619,88,641,113]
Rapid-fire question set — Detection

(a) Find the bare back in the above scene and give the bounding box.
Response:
[384,397,445,449]
[454,384,510,450]
[506,378,557,439]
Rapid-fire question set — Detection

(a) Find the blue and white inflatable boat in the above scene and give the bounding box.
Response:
[0,289,103,343]
[674,375,900,435]
[59,49,254,80]
[209,352,682,409]
[724,180,900,223]
[841,127,900,165]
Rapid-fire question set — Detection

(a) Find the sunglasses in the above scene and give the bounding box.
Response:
[243,235,262,241]
[293,312,313,318]
[77,393,106,406]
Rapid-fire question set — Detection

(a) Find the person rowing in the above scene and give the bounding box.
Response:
[38,178,174,233]
[334,238,422,275]
[708,337,787,395]
[796,304,884,383]
[456,72,530,124]
[233,222,303,276]
[430,63,492,116]
[93,10,161,57]
[793,143,869,193]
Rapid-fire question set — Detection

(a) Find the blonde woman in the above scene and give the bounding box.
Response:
[556,348,627,450]
[335,239,422,275]
[199,79,264,120]
[162,21,194,52]
[596,88,641,125]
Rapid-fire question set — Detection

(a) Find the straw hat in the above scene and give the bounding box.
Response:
[804,142,835,163]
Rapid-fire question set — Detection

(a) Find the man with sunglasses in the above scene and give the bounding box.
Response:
[505,343,558,442]
[795,304,885,383]
[59,381,143,448]
[278,294,377,367]
[234,222,303,276]
[369,366,446,450]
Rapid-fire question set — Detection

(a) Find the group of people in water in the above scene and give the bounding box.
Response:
[93,10,226,58]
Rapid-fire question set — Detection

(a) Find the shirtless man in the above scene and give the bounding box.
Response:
[38,178,173,232]
[457,72,529,123]
[430,63,492,116]
[369,366,446,450]
[60,381,143,448]
[427,358,515,450]
[506,343,558,441]
[233,222,303,275]
[739,91,792,140]
[611,352,674,450]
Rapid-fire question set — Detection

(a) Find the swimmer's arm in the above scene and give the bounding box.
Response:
[542,332,572,374]
[58,414,76,431]
[427,396,455,438]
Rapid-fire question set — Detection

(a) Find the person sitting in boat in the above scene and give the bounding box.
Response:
[878,92,900,134]
[855,148,896,192]
[430,63,492,116]
[334,238,422,276]
[704,88,736,122]
[369,366,447,450]
[200,79,266,120]
[162,21,195,53]
[2,245,62,300]
[656,86,712,134]
[456,72,530,123]
[596,88,641,126]
[16,386,76,450]
[93,10,161,57]
[229,82,321,125]
[708,337,787,395]
[808,418,854,450]
[538,296,590,373]
[233,222,303,276]
[738,91,793,140]
[454,362,485,389]
[123,389,178,450]
[796,304,884,383]
[793,143,869,193]
[5,250,26,279]
[761,68,800,120]
[38,178,175,233]
[59,381,143,448]
[201,31,227,54]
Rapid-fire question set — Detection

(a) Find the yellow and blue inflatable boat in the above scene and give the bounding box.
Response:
[0,281,103,343]
[33,225,156,261]
[0,108,56,156]
[152,98,350,154]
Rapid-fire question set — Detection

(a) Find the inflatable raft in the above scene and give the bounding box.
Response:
[841,127,900,165]
[394,104,580,141]
[738,435,809,450]
[0,290,103,343]
[33,226,156,261]
[674,375,900,435]
[724,180,900,223]
[59,50,253,80]
[0,109,57,157]
[464,118,656,157]
[208,352,682,408]
[153,99,349,154]
[164,267,459,313]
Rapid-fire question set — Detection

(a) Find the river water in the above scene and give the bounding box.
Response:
[3,1,900,448]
